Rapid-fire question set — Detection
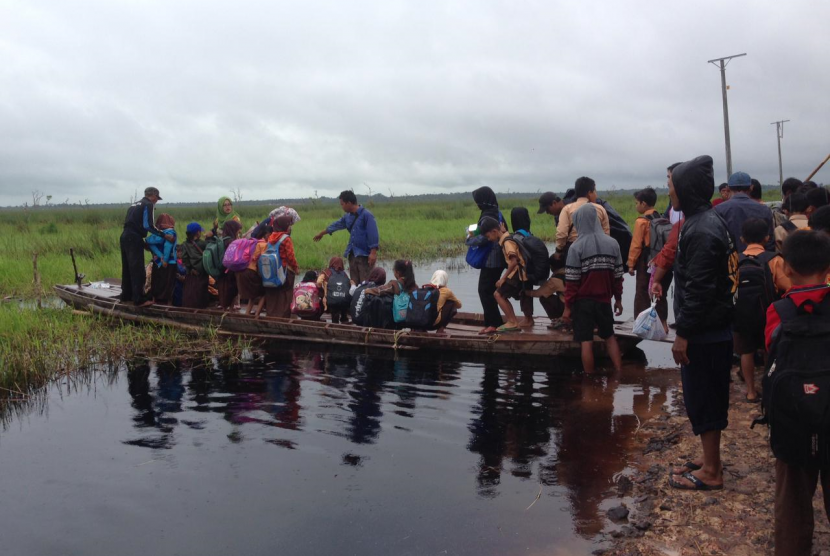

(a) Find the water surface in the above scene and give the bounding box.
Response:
[0,349,677,556]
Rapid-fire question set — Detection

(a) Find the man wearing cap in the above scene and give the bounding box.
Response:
[119,187,170,306]
[537,192,565,224]
[714,171,775,252]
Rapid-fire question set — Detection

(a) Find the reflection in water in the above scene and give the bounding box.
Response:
[86,349,674,553]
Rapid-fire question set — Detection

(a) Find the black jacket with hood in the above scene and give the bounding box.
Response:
[672,155,737,339]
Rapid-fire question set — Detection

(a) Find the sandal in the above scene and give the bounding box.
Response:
[669,461,702,475]
[745,395,761,404]
[496,324,521,333]
[668,471,723,491]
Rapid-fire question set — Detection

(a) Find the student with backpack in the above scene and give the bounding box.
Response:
[146,213,178,305]
[628,187,673,329]
[181,222,210,309]
[508,207,551,326]
[479,217,532,333]
[466,186,506,334]
[775,192,809,252]
[205,220,242,310]
[363,260,418,327]
[292,271,323,320]
[762,231,830,556]
[428,270,462,334]
[734,218,791,403]
[235,237,268,316]
[317,256,354,324]
[349,267,387,326]
[261,215,300,319]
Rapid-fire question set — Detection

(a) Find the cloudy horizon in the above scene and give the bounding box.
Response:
[1,0,828,207]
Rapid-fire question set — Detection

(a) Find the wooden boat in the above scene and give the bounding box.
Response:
[54,280,653,359]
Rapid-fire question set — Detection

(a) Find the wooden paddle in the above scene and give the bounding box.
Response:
[805,153,830,183]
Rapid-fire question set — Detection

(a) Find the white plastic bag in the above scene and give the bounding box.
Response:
[632,303,667,341]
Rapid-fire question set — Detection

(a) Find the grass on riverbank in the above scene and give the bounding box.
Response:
[0,190,780,297]
[0,304,250,402]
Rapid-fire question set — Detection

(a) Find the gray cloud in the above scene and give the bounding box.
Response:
[1,0,828,206]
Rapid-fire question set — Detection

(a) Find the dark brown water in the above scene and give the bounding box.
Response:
[0,347,678,556]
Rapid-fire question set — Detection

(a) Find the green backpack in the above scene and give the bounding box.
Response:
[202,237,227,279]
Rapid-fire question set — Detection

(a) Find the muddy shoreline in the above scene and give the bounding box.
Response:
[600,366,830,556]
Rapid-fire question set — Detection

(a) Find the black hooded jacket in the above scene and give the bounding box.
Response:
[473,186,500,224]
[672,155,737,339]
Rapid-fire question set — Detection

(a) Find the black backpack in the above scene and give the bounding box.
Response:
[405,286,439,329]
[512,233,551,285]
[326,270,352,308]
[762,293,830,466]
[350,282,377,326]
[365,295,394,329]
[733,252,779,337]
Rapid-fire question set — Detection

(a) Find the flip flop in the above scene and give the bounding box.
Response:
[745,395,761,404]
[669,461,702,475]
[496,324,521,333]
[668,471,723,491]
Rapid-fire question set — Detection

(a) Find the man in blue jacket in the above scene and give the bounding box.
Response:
[119,187,170,306]
[714,171,776,252]
[313,190,379,284]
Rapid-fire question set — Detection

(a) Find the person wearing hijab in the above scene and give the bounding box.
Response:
[467,186,506,334]
[251,206,302,239]
[316,256,354,323]
[263,214,300,319]
[562,203,624,374]
[666,155,736,493]
[146,213,178,305]
[430,270,462,334]
[215,220,243,310]
[181,222,210,309]
[212,196,242,237]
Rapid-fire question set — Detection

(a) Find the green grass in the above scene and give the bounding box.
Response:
[0,190,781,298]
[0,303,249,403]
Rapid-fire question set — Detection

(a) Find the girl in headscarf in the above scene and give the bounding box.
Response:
[213,196,242,236]
[182,222,210,309]
[467,186,506,334]
[563,203,624,374]
[251,206,301,239]
[430,270,462,334]
[263,215,300,319]
[215,219,243,310]
[146,213,178,305]
[316,256,353,323]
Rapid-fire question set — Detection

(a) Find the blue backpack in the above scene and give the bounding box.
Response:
[393,280,410,323]
[258,236,288,288]
[465,211,504,269]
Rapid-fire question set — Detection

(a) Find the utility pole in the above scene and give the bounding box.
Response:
[707,53,746,180]
[770,119,790,187]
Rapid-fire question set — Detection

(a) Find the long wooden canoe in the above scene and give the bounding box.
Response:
[54,281,649,359]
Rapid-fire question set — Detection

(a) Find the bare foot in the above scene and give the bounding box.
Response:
[479,326,497,335]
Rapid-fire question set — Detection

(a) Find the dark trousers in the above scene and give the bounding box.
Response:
[435,300,458,329]
[540,294,565,319]
[120,230,147,304]
[478,267,504,328]
[348,254,372,285]
[775,459,830,556]
[633,257,671,322]
[265,271,295,319]
[680,339,732,435]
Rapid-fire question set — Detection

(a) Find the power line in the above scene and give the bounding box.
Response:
[708,53,747,180]
[771,119,790,187]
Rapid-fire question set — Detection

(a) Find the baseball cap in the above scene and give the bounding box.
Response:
[186,222,204,234]
[727,171,751,189]
[537,192,562,214]
[144,186,163,200]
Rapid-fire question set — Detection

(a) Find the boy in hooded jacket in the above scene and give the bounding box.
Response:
[561,203,624,374]
[667,155,737,492]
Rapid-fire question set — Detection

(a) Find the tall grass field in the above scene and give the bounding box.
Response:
[0,190,781,298]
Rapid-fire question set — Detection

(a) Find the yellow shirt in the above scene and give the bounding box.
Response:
[743,244,791,295]
[628,208,656,269]
[435,287,462,326]
[555,198,611,250]
[499,232,527,281]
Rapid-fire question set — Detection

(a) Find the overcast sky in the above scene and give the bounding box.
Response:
[1,0,828,206]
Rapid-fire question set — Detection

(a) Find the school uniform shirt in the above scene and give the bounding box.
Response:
[498,232,528,281]
[742,244,791,296]
[765,285,830,351]
[627,208,656,269]
[774,214,809,252]
[435,287,462,326]
[247,241,269,271]
[267,232,299,274]
[554,198,611,251]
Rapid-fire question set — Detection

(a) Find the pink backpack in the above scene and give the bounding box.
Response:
[222,238,259,272]
[291,282,322,317]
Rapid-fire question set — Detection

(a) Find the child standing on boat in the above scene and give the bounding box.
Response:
[317,257,354,324]
[146,213,178,305]
[263,215,300,318]
[562,203,624,374]
[478,217,530,333]
[181,222,210,309]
